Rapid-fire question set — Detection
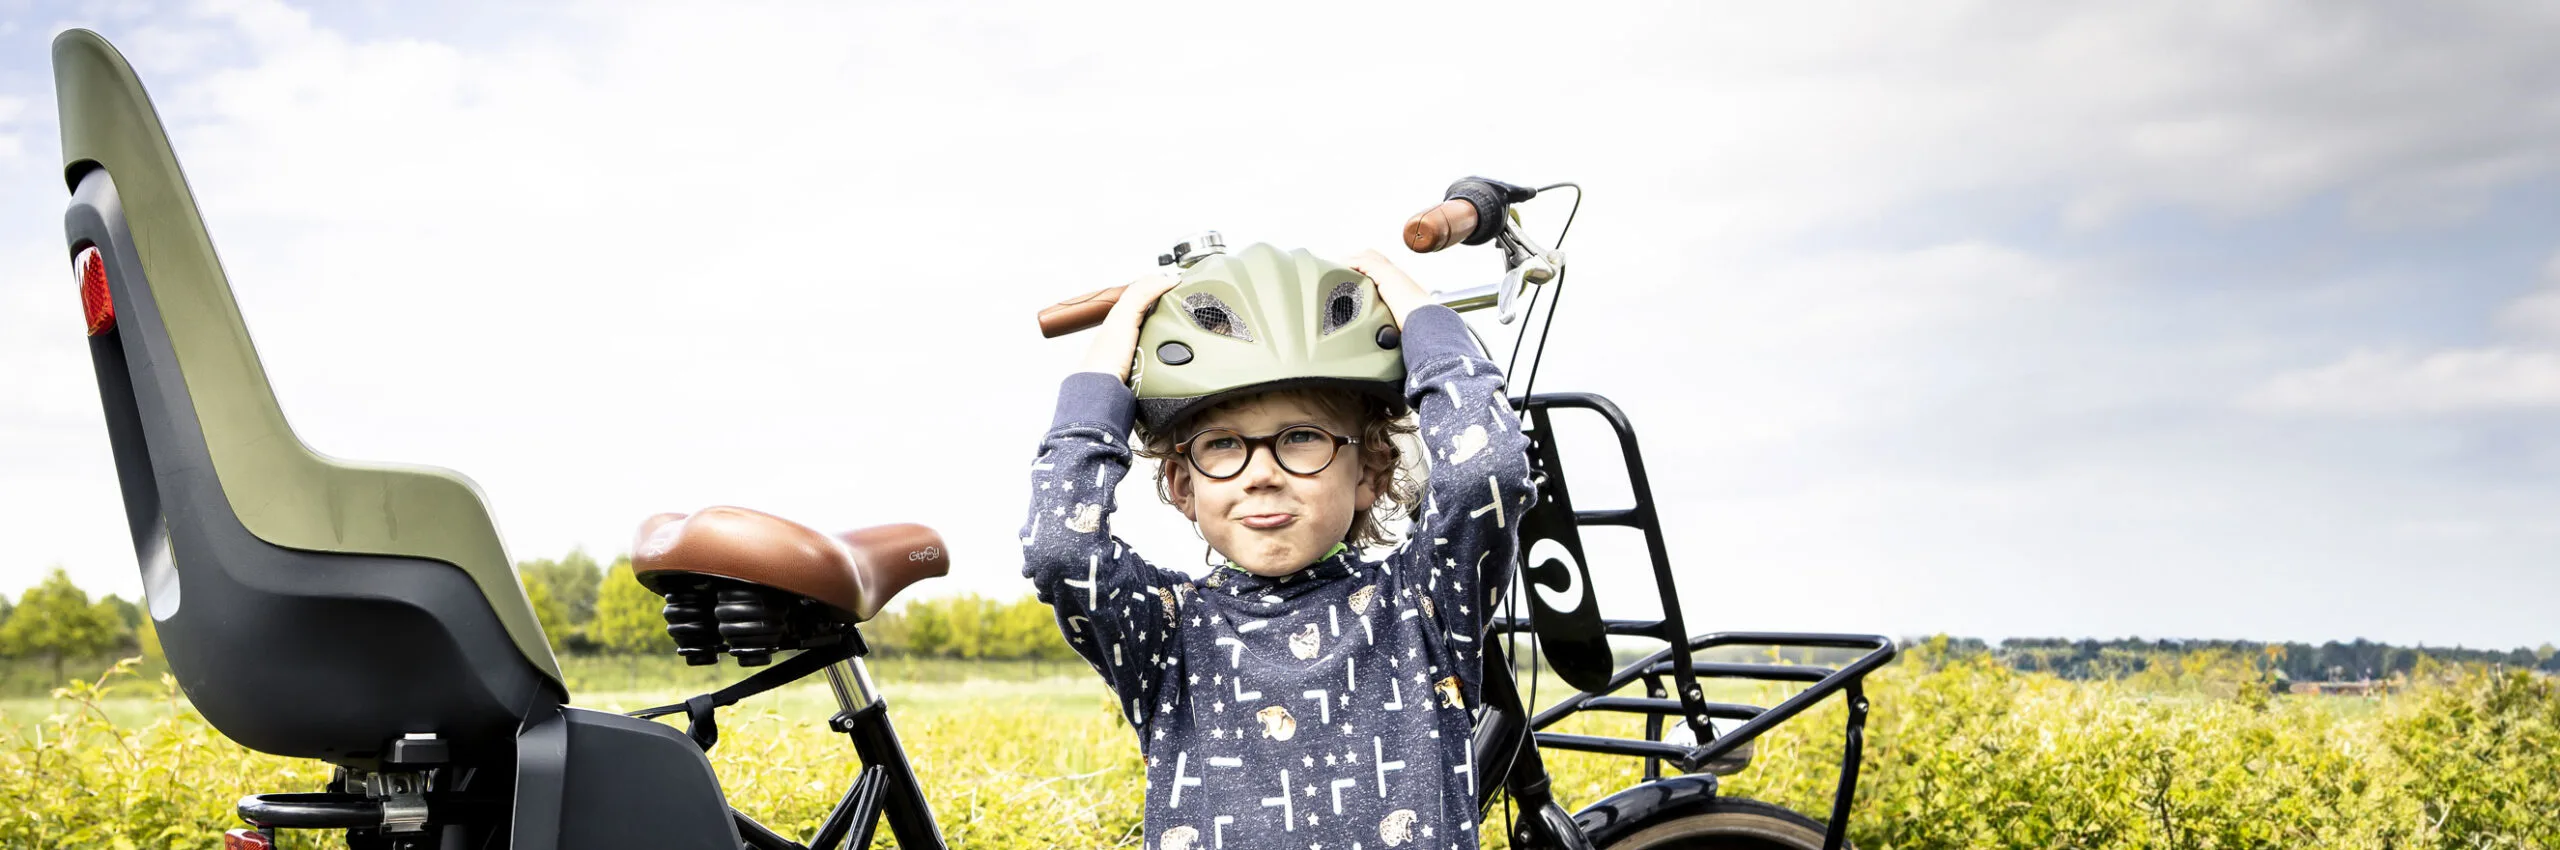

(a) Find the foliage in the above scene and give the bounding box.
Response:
[868,593,1077,662]
[517,549,604,628]
[8,648,2557,849]
[0,568,127,681]
[97,595,142,632]
[2384,668,2560,848]
[1996,634,2560,679]
[520,572,570,655]
[136,617,161,664]
[588,557,675,656]
[0,659,331,849]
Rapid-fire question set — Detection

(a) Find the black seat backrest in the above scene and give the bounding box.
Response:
[55,29,563,768]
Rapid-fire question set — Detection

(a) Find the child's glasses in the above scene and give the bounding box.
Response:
[1174,425,1359,480]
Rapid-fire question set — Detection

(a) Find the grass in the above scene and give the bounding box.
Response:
[3,649,2550,849]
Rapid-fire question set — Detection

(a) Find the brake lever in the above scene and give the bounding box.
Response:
[1492,219,1565,325]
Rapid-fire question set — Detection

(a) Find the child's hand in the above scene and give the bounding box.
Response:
[1345,249,1433,328]
[1079,270,1186,383]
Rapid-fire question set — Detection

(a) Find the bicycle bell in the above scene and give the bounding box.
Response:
[1156,231,1226,268]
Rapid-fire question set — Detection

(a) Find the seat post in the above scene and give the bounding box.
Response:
[824,659,883,716]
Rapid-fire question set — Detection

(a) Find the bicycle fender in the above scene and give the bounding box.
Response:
[1568,774,1720,847]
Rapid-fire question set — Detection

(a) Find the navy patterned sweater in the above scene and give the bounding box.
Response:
[1021,305,1537,850]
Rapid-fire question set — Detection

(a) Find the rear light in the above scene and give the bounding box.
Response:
[222,828,276,849]
[76,244,114,336]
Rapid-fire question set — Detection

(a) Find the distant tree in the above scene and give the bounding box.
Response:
[906,598,954,657]
[589,558,674,656]
[518,549,605,635]
[992,597,1061,662]
[97,594,141,630]
[865,606,915,655]
[90,599,136,652]
[945,595,992,659]
[0,568,125,681]
[0,592,14,628]
[520,572,571,654]
[137,616,163,663]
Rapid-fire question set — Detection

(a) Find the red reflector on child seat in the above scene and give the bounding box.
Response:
[77,245,115,336]
[223,828,276,850]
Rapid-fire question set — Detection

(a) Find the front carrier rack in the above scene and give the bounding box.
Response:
[1474,392,1897,850]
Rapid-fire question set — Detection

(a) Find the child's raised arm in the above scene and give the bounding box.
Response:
[1020,271,1191,736]
[1350,252,1538,711]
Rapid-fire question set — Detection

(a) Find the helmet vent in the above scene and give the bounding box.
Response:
[1320,280,1365,336]
[1182,293,1255,342]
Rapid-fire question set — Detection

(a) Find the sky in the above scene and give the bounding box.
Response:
[1,0,2555,650]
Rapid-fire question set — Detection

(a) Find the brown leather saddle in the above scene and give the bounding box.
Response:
[631,506,948,622]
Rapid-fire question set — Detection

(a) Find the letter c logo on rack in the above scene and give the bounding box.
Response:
[1524,537,1584,615]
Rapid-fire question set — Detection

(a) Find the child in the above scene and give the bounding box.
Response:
[1022,242,1535,850]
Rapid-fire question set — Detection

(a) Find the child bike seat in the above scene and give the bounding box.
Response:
[631,507,949,621]
[57,30,562,767]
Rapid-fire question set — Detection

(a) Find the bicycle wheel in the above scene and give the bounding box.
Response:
[1594,796,1845,850]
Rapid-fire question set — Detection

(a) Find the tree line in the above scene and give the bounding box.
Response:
[513,549,1077,661]
[1964,636,2560,681]
[7,561,2552,677]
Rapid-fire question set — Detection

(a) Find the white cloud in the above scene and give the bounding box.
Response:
[2253,251,2560,416]
[2245,347,2560,415]
[2496,252,2560,339]
[0,94,26,161]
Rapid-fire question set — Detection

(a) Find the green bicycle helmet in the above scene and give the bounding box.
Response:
[1132,241,1407,434]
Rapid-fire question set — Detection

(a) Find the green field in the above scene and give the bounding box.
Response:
[2,647,2554,849]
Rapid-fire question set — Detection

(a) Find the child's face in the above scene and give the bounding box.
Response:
[1167,393,1380,577]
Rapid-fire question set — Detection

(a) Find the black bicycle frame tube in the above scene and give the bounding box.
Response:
[1824,685,1867,850]
[833,683,944,848]
[728,656,946,850]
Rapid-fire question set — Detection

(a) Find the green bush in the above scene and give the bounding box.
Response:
[0,659,329,849]
[5,652,2555,849]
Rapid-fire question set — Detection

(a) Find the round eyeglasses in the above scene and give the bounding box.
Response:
[1174,424,1359,480]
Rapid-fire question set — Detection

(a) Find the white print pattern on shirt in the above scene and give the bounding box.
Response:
[1289,623,1322,659]
[1447,424,1487,465]
[1169,751,1200,808]
[1372,737,1405,797]
[1262,769,1295,832]
[1467,475,1505,528]
[1066,503,1104,533]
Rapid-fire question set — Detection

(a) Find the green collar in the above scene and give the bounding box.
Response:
[1216,542,1348,573]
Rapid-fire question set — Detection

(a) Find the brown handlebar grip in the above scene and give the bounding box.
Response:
[1403,198,1480,253]
[1037,285,1127,338]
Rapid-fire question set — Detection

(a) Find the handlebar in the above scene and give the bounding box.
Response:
[1036,285,1125,338]
[1403,198,1480,254]
[1032,176,1563,336]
